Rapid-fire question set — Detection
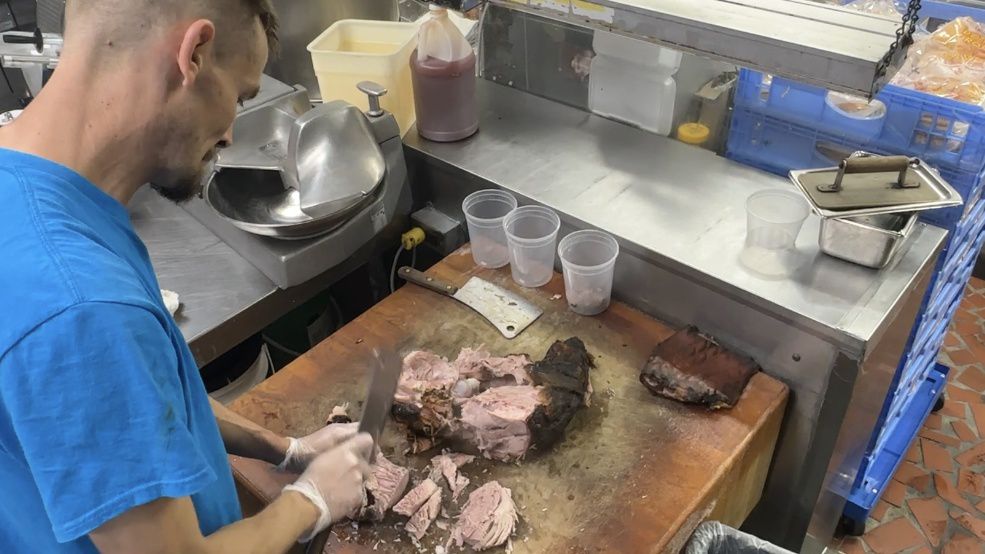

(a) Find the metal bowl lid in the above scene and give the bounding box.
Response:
[286,101,386,220]
[789,154,962,219]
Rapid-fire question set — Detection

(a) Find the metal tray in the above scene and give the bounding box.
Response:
[819,212,918,269]
[790,156,962,218]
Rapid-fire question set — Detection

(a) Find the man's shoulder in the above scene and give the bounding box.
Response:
[0,165,158,357]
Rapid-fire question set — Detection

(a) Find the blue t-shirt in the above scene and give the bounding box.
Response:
[0,149,240,552]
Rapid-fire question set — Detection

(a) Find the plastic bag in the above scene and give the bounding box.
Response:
[685,522,795,554]
[417,6,472,63]
[891,17,985,106]
[842,0,902,17]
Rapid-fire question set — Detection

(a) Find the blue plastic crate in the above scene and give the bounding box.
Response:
[734,68,985,175]
[845,364,949,527]
[920,0,985,24]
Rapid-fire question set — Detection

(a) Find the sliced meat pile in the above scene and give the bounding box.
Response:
[450,481,518,551]
[640,326,759,410]
[358,454,410,521]
[393,452,476,540]
[391,338,595,462]
[321,404,411,523]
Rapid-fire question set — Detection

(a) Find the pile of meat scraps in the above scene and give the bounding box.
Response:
[391,337,595,461]
[639,326,759,410]
[391,453,518,550]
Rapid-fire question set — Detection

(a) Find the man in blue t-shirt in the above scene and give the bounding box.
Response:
[0,1,375,552]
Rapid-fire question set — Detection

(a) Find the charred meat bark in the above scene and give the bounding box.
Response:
[450,481,518,551]
[640,326,759,409]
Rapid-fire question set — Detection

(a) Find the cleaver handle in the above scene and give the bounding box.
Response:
[398,267,459,296]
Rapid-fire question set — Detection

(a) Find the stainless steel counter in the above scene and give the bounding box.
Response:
[404,80,947,551]
[128,187,338,367]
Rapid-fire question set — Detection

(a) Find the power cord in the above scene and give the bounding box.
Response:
[390,227,426,294]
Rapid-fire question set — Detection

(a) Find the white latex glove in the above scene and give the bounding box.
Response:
[277,422,359,473]
[283,433,374,542]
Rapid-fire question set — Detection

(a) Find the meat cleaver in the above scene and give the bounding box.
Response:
[398,266,542,339]
[358,347,401,462]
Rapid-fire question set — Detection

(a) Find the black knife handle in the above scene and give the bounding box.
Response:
[398,266,458,297]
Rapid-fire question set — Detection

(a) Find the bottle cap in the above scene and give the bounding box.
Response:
[677,122,710,145]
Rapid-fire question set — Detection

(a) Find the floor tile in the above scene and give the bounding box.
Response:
[957,469,985,498]
[935,473,977,512]
[957,366,985,392]
[956,442,985,468]
[883,479,908,507]
[947,384,983,404]
[919,428,962,448]
[971,403,985,438]
[925,412,943,431]
[908,496,948,547]
[950,348,980,367]
[954,512,985,541]
[862,517,926,554]
[923,439,955,473]
[940,400,970,419]
[941,531,982,554]
[952,419,979,442]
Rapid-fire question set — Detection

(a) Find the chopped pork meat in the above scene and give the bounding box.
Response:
[395,351,459,406]
[393,478,440,517]
[459,386,543,462]
[405,488,442,540]
[325,403,352,425]
[358,454,410,522]
[453,347,533,386]
[431,453,475,501]
[450,481,518,551]
[393,338,595,460]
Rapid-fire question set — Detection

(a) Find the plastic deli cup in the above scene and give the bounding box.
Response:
[558,230,619,316]
[463,189,518,268]
[740,189,810,277]
[503,206,561,288]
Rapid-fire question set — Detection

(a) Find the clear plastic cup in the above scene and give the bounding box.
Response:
[463,190,518,268]
[740,189,810,277]
[558,230,620,316]
[503,206,561,288]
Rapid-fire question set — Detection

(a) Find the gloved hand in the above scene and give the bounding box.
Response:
[283,433,374,542]
[277,422,359,473]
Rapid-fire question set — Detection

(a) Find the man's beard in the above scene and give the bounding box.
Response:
[150,173,204,203]
[149,159,211,203]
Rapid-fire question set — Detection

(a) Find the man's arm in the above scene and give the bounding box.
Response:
[209,397,289,466]
[91,434,375,554]
[90,493,317,554]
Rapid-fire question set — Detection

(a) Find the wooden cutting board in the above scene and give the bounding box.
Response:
[228,246,788,553]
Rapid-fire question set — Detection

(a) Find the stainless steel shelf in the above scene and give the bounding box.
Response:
[491,0,905,95]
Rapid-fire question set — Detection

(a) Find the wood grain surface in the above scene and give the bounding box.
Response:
[228,246,789,553]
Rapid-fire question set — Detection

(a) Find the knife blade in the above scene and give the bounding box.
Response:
[358,347,401,461]
[397,267,542,339]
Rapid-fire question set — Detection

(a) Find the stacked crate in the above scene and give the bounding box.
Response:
[724,64,985,531]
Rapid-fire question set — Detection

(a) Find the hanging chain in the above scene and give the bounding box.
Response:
[874,0,923,83]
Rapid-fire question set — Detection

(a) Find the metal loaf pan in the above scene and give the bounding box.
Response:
[819,212,918,269]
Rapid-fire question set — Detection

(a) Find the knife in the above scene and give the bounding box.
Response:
[398,267,542,339]
[358,347,401,462]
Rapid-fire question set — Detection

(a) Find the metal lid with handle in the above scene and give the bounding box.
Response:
[789,153,962,218]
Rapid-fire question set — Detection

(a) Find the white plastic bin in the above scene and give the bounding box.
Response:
[308,20,418,134]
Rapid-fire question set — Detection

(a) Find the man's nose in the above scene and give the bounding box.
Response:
[218,127,234,149]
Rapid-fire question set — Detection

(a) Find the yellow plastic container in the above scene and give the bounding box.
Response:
[307,20,418,134]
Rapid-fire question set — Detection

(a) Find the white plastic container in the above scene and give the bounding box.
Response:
[503,206,561,288]
[588,30,682,136]
[558,230,620,316]
[463,189,518,268]
[739,190,810,278]
[308,20,418,134]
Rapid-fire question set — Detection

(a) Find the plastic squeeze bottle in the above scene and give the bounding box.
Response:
[410,5,478,142]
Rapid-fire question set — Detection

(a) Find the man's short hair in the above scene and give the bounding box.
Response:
[65,0,279,57]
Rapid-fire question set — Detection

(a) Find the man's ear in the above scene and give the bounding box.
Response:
[176,19,216,87]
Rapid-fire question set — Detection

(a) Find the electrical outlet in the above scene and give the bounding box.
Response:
[411,206,466,256]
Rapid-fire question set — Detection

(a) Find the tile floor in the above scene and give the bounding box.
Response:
[833,277,985,554]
